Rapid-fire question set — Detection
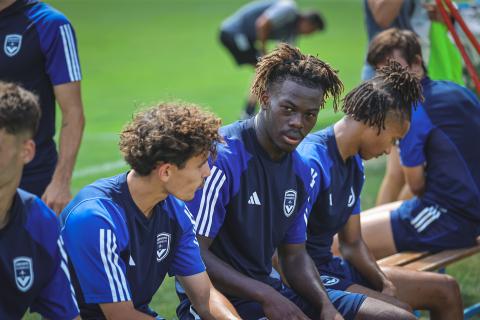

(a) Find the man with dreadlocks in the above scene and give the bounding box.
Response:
[359,28,480,260]
[296,61,463,320]
[177,43,404,320]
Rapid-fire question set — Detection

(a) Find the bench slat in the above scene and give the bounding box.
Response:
[403,246,480,272]
[378,251,429,267]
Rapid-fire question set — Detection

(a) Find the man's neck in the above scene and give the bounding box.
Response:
[254,113,286,161]
[126,171,168,218]
[333,117,362,162]
[0,0,17,12]
[0,182,18,230]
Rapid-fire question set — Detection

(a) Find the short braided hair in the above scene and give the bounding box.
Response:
[251,43,343,110]
[342,60,423,133]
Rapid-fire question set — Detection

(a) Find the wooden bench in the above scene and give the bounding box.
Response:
[378,245,480,319]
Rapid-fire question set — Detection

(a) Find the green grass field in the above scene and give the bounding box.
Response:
[25,0,479,319]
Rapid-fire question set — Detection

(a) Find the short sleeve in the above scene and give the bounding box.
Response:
[61,201,131,304]
[283,202,309,244]
[399,105,434,167]
[188,161,230,238]
[169,205,206,277]
[30,237,79,320]
[35,13,82,84]
[264,0,298,28]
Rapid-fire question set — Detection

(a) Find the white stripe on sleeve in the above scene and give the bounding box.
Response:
[111,233,131,301]
[59,25,75,81]
[205,174,226,236]
[57,237,79,311]
[198,168,225,235]
[63,24,81,80]
[106,230,126,301]
[99,229,118,301]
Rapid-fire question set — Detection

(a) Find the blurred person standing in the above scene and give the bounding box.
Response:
[219,0,324,118]
[0,0,85,214]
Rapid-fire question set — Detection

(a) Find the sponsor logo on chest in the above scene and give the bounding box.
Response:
[13,257,33,292]
[283,189,297,217]
[4,34,22,57]
[156,233,171,262]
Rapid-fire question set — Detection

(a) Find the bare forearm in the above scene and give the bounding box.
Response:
[341,240,388,290]
[368,0,404,28]
[54,109,84,182]
[281,252,330,312]
[202,249,273,303]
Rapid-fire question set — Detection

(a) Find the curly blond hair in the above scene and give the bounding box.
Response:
[119,102,222,175]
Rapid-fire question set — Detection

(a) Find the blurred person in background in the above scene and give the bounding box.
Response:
[219,0,324,119]
[0,0,85,214]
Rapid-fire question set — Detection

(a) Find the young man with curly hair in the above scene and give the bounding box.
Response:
[0,82,79,319]
[297,62,463,320]
[176,43,415,320]
[60,103,240,320]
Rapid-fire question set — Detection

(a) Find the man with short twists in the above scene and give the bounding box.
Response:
[177,43,410,320]
[60,103,240,320]
[298,62,463,320]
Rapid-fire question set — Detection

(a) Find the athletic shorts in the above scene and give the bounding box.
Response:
[176,278,366,320]
[391,197,479,252]
[314,256,373,291]
[219,30,259,66]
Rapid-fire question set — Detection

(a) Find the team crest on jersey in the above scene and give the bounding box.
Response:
[156,233,171,262]
[283,189,297,217]
[13,257,33,292]
[320,275,340,286]
[4,34,22,57]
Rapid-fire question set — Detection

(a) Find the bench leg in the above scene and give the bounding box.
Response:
[464,303,480,319]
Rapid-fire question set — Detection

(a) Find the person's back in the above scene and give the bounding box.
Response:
[221,0,298,43]
[401,77,480,222]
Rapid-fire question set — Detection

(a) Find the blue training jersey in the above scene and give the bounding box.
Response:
[297,127,364,264]
[0,189,79,320]
[188,119,316,285]
[0,0,81,189]
[399,77,480,222]
[60,173,205,318]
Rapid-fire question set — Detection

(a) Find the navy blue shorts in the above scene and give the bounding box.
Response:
[314,256,373,291]
[391,197,479,252]
[176,278,366,320]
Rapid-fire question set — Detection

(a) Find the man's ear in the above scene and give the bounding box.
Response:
[260,92,270,111]
[21,139,35,165]
[156,162,173,182]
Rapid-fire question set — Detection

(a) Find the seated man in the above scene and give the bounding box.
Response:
[297,62,463,320]
[0,82,79,319]
[359,28,480,259]
[177,43,415,320]
[60,103,239,319]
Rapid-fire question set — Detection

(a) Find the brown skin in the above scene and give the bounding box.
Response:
[200,79,344,320]
[42,82,85,215]
[100,153,240,320]
[329,114,463,319]
[375,50,426,205]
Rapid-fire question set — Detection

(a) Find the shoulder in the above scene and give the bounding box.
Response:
[215,121,253,171]
[164,196,195,232]
[19,189,60,259]
[297,129,332,169]
[60,175,127,231]
[24,1,71,29]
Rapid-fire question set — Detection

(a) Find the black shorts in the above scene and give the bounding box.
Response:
[219,30,259,66]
